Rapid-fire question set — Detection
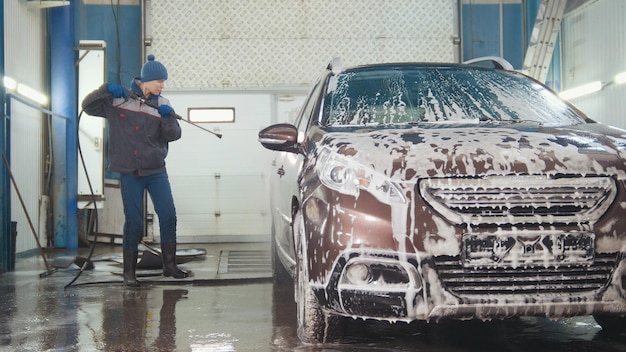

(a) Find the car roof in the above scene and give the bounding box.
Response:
[342,62,507,73]
[333,56,515,74]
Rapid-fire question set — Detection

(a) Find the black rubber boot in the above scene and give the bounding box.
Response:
[161,243,189,279]
[123,250,140,287]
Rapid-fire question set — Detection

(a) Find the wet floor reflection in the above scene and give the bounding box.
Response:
[152,289,189,351]
[102,290,148,350]
[0,274,15,347]
[79,286,189,351]
[2,269,626,351]
[99,288,188,351]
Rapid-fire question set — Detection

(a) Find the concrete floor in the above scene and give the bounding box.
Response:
[3,242,626,352]
[0,242,289,352]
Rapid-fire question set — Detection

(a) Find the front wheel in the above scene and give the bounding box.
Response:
[294,211,342,343]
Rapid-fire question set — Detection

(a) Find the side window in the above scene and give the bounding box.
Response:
[295,80,324,139]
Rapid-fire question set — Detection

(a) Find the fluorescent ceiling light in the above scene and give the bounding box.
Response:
[615,71,626,85]
[3,76,17,90]
[3,76,48,106]
[17,83,48,106]
[559,81,602,100]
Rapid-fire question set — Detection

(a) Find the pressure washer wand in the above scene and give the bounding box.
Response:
[126,90,223,139]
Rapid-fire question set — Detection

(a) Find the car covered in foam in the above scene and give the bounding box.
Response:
[258,57,626,343]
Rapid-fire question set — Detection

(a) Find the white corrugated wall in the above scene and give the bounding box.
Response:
[142,0,458,242]
[147,0,458,90]
[4,2,47,253]
[561,0,626,128]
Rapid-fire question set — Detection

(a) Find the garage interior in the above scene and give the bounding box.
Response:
[1,0,626,351]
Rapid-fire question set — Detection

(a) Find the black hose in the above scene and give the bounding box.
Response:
[65,0,122,288]
[64,109,101,289]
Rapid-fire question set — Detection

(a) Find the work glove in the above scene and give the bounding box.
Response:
[106,84,128,99]
[158,105,174,118]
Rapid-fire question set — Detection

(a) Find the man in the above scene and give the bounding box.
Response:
[82,54,188,287]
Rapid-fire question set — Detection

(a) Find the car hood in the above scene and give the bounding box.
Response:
[317,122,626,181]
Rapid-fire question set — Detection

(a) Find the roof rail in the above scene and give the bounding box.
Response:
[327,57,343,75]
[463,56,514,71]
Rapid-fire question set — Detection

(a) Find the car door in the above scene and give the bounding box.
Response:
[272,81,324,272]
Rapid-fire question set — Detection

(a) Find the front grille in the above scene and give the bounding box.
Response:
[419,175,616,225]
[434,253,618,296]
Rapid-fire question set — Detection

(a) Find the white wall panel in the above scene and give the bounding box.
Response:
[154,92,277,242]
[561,0,626,128]
[4,2,47,253]
[147,0,457,89]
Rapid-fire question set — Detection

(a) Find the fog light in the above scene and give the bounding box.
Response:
[346,263,372,285]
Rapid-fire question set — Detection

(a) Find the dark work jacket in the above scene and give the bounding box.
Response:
[81,79,182,176]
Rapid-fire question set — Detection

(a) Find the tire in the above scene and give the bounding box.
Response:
[294,211,341,344]
[296,263,326,343]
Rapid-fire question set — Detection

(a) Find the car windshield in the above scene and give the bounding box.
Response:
[323,66,586,127]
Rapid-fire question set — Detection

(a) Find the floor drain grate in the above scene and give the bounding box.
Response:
[218,250,271,274]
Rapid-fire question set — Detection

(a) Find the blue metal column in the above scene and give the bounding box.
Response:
[0,0,12,273]
[50,1,78,249]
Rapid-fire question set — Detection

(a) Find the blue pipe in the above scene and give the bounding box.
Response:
[50,1,78,249]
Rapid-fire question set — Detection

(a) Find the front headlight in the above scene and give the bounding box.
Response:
[315,147,406,205]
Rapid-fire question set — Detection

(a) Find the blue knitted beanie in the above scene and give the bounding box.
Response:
[140,54,168,82]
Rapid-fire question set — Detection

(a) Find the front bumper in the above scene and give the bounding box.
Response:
[311,250,626,322]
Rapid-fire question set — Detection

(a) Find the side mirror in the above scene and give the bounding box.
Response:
[258,123,299,153]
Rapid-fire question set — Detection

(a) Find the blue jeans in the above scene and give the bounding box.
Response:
[120,172,177,251]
